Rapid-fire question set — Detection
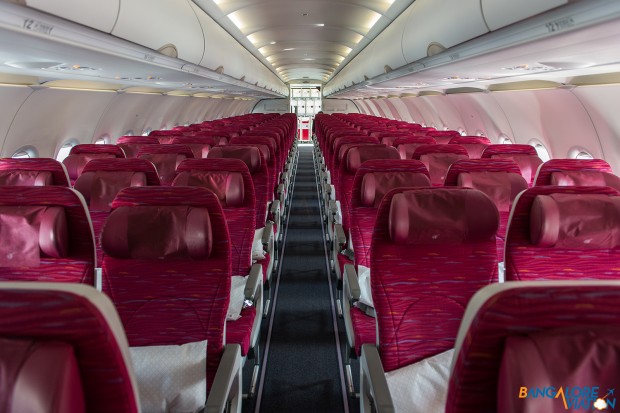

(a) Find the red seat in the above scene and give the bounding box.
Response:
[447,281,620,413]
[0,158,70,187]
[534,158,620,190]
[101,186,240,401]
[63,144,125,185]
[505,185,620,281]
[0,186,95,284]
[448,136,491,158]
[0,283,139,413]
[482,144,543,187]
[426,130,462,144]
[136,144,194,185]
[412,144,469,186]
[393,136,436,160]
[360,187,498,411]
[73,159,160,265]
[444,158,528,267]
[116,136,159,158]
[170,136,220,159]
[173,159,264,358]
[344,160,430,358]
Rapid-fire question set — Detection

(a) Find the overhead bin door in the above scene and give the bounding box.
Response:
[401,0,488,64]
[482,0,568,31]
[112,0,204,64]
[24,0,120,32]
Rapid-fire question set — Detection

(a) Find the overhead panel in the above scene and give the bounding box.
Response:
[24,0,120,33]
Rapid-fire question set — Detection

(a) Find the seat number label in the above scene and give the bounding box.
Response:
[23,19,53,35]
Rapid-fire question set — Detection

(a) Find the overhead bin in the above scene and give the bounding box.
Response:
[401,0,488,64]
[190,3,285,93]
[482,0,568,31]
[112,0,205,64]
[24,0,120,33]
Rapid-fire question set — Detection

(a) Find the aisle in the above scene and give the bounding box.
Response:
[253,145,349,413]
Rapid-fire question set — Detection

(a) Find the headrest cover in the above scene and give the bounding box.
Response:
[347,146,399,172]
[0,170,53,187]
[62,154,115,179]
[139,153,187,185]
[388,189,498,245]
[75,171,147,212]
[0,206,69,267]
[530,193,620,249]
[492,154,542,184]
[1,338,86,413]
[208,147,261,173]
[550,170,620,191]
[361,172,431,207]
[498,327,620,413]
[457,172,527,212]
[102,206,212,260]
[173,171,245,207]
[420,153,469,185]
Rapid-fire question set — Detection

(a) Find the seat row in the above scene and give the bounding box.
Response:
[313,113,620,412]
[0,113,299,412]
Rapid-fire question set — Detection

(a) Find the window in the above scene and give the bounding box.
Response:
[94,136,108,144]
[125,130,134,136]
[499,134,513,144]
[56,140,78,162]
[142,128,152,136]
[476,130,486,137]
[531,140,551,162]
[574,150,594,160]
[12,146,37,158]
[457,127,466,136]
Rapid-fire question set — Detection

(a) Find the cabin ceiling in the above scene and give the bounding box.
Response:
[193,0,417,84]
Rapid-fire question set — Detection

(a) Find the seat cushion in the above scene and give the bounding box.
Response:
[226,306,256,356]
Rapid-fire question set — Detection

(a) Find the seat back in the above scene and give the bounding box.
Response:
[207,146,268,228]
[350,160,430,267]
[174,158,255,277]
[505,186,620,281]
[0,186,95,284]
[101,186,230,391]
[447,281,620,413]
[371,187,498,372]
[426,130,461,144]
[482,144,543,186]
[534,158,620,190]
[0,283,139,413]
[445,159,528,259]
[337,145,400,233]
[448,136,491,158]
[73,159,160,265]
[412,144,469,186]
[0,158,70,187]
[116,136,159,158]
[393,136,437,159]
[136,144,194,185]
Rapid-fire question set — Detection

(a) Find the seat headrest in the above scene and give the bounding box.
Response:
[62,154,115,180]
[530,193,620,249]
[102,205,212,260]
[173,171,245,207]
[457,172,528,212]
[492,154,542,184]
[361,172,431,207]
[0,338,85,413]
[0,170,53,187]
[498,327,620,413]
[74,171,147,212]
[551,170,620,191]
[347,146,400,172]
[0,206,69,266]
[388,189,498,245]
[207,147,261,173]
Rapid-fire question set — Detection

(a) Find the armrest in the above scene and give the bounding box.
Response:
[244,263,262,301]
[205,344,242,413]
[276,183,285,205]
[344,264,360,301]
[262,221,274,253]
[360,344,395,413]
[270,200,281,229]
[323,183,332,197]
[334,223,346,249]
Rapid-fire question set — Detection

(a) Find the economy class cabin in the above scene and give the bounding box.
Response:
[1,0,620,412]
